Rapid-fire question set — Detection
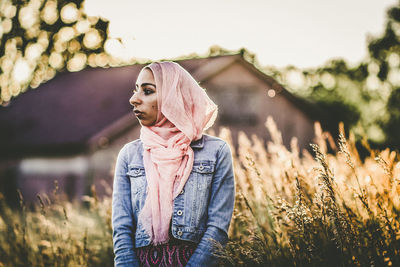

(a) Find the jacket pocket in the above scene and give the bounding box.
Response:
[127,164,147,216]
[192,160,215,190]
[192,161,215,174]
[126,165,146,194]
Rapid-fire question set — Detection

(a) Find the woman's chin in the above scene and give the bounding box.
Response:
[139,120,152,127]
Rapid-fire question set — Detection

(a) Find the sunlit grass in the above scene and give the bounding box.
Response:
[0,184,114,266]
[0,118,399,266]
[219,118,400,266]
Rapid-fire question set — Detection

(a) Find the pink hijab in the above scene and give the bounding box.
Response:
[138,61,217,245]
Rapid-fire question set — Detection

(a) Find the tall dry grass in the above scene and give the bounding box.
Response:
[219,117,400,267]
[0,183,114,266]
[0,117,399,266]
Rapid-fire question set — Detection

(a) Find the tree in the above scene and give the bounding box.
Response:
[384,87,400,148]
[0,0,112,105]
[265,2,400,150]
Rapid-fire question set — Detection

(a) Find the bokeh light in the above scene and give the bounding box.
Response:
[60,3,79,24]
[83,29,102,49]
[2,18,12,34]
[366,75,380,91]
[94,53,108,67]
[104,38,124,58]
[388,68,400,86]
[387,53,400,68]
[1,57,13,73]
[10,82,21,97]
[68,39,81,53]
[367,62,380,75]
[0,0,113,105]
[2,2,16,18]
[285,69,305,90]
[267,89,276,98]
[37,31,50,49]
[12,58,31,83]
[41,1,59,25]
[19,5,38,30]
[25,24,40,39]
[54,40,67,53]
[58,27,75,42]
[67,53,87,72]
[25,43,44,62]
[320,72,336,89]
[75,19,90,34]
[49,52,64,69]
[87,53,97,67]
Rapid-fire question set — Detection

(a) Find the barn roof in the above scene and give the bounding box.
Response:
[0,53,319,158]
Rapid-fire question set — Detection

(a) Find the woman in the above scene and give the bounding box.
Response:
[112,61,235,267]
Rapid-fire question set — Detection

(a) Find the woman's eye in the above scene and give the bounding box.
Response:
[144,89,154,95]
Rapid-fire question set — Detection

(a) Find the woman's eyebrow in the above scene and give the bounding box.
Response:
[135,82,156,88]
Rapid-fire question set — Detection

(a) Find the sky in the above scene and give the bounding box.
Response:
[84,0,398,68]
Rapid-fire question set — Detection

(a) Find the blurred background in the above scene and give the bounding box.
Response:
[0,0,399,204]
[2,1,400,266]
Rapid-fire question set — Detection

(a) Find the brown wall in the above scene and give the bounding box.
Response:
[203,61,315,150]
[88,121,141,198]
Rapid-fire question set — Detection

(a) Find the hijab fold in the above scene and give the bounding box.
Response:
[137,62,217,245]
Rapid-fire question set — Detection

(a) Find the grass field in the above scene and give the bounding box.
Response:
[1,118,399,267]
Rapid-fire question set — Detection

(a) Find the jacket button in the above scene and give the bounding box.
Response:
[198,165,204,170]
[180,189,184,195]
[177,230,183,236]
[177,210,183,216]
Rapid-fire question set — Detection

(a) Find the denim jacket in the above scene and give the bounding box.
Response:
[112,134,235,267]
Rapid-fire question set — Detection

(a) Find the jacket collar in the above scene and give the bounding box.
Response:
[190,135,204,148]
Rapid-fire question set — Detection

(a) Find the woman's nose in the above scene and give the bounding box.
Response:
[129,93,141,106]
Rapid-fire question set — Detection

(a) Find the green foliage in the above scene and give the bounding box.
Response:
[313,100,360,135]
[0,0,111,104]
[384,87,400,148]
[266,2,400,149]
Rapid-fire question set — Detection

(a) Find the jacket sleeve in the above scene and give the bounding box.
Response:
[186,142,235,267]
[112,144,140,267]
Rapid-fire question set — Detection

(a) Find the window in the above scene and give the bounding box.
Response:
[211,87,259,125]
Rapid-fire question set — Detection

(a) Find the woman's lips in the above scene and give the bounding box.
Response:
[134,110,144,119]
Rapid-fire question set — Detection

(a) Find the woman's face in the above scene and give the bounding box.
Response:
[129,68,158,126]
